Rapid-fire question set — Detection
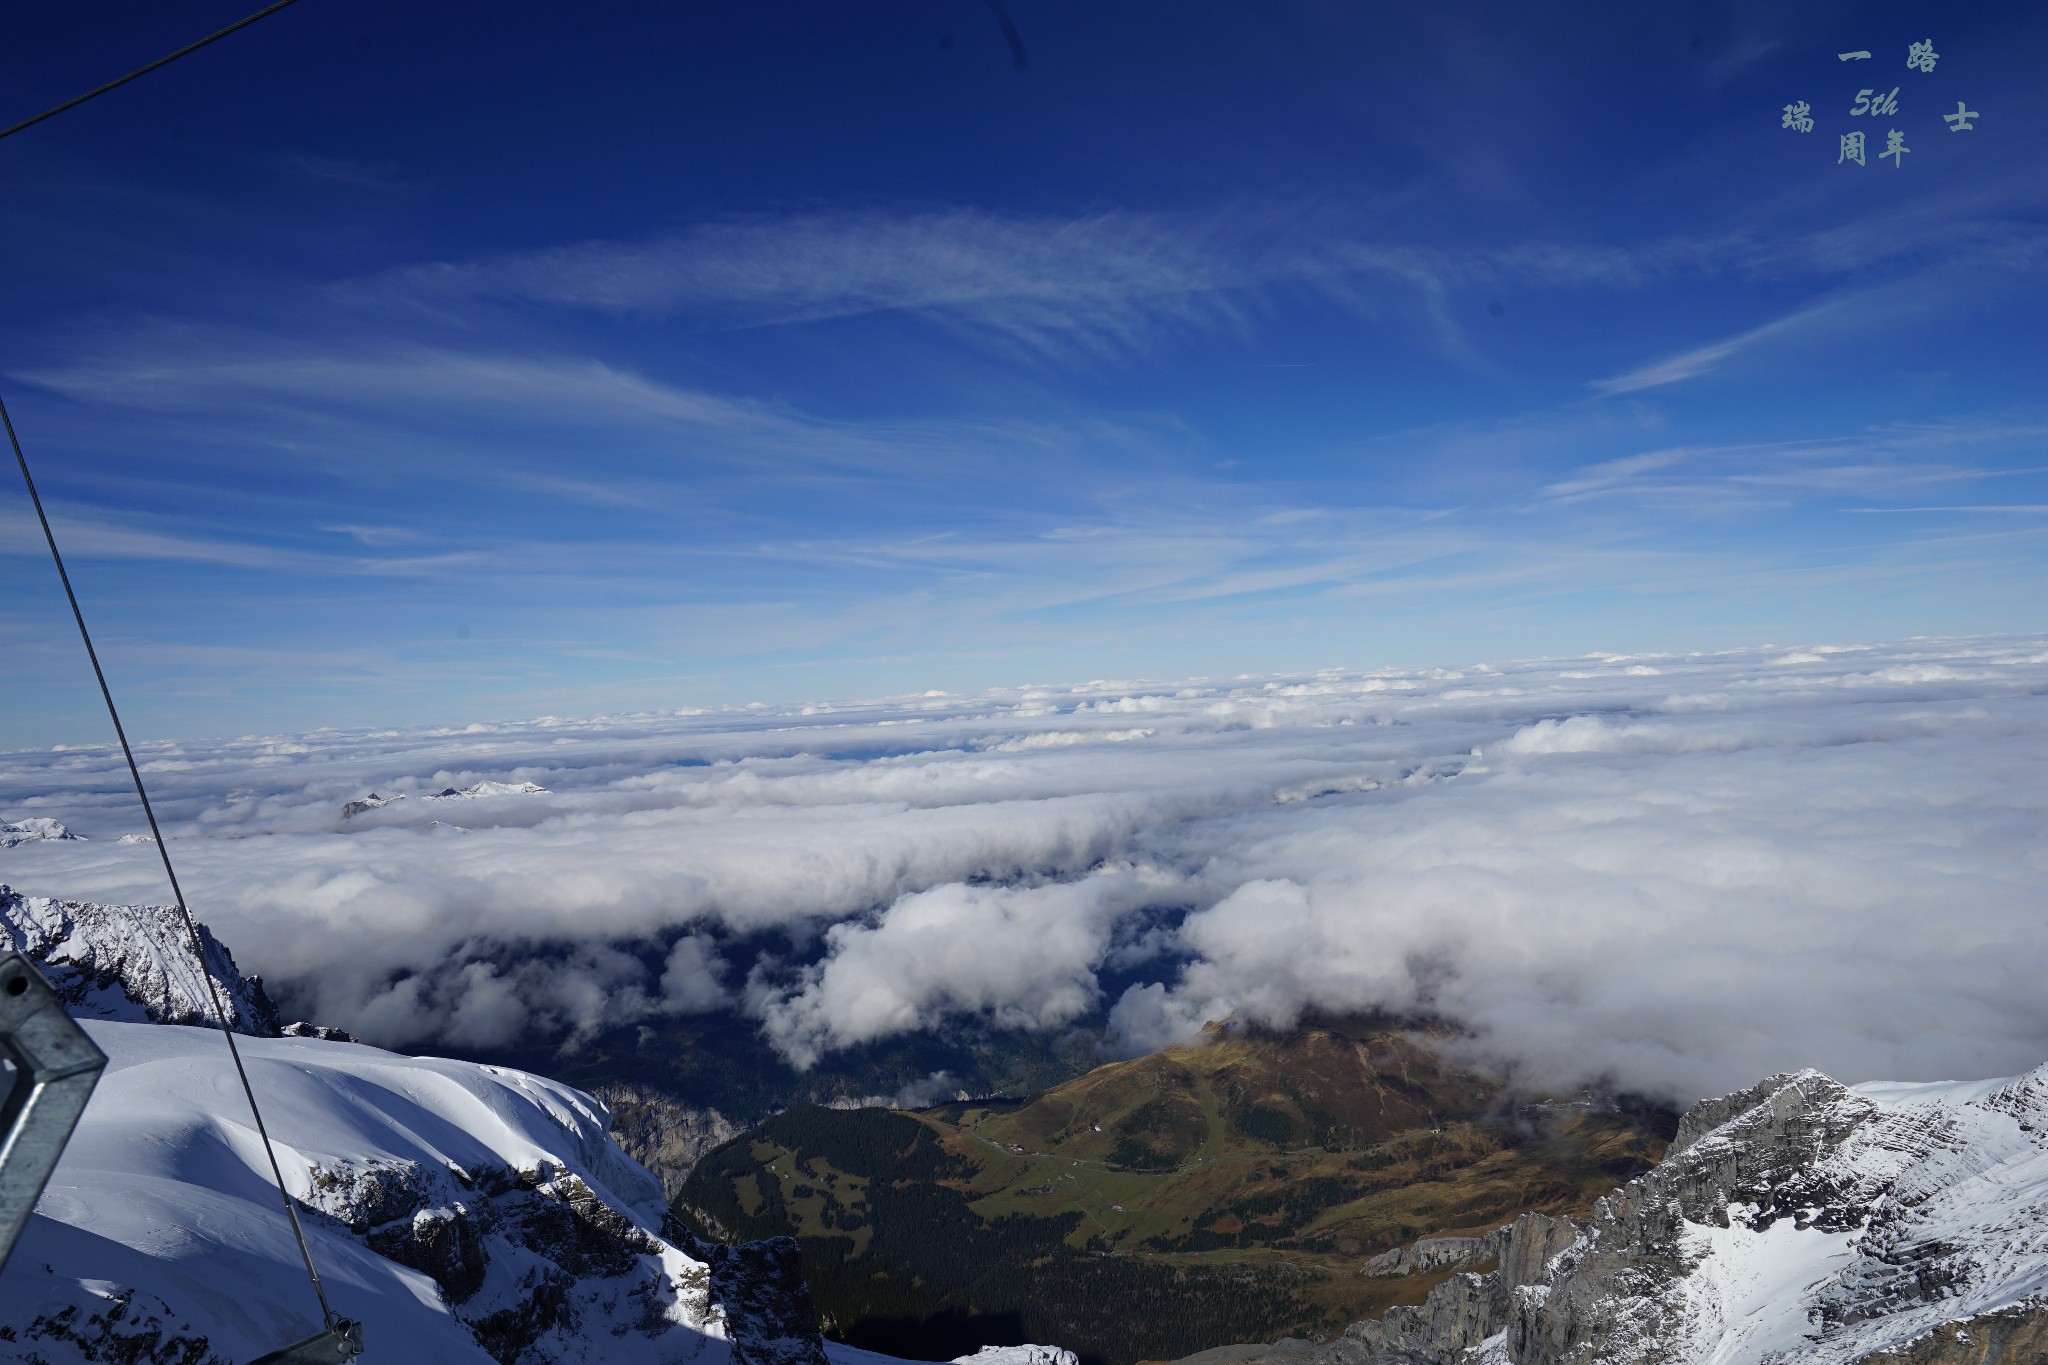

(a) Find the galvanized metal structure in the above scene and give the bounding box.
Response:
[0,951,108,1271]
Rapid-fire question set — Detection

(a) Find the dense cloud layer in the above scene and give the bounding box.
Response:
[4,636,2046,1102]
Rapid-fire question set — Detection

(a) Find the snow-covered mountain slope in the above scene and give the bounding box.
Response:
[0,884,278,1035]
[0,1020,827,1365]
[0,818,80,847]
[1244,1064,2048,1364]
[423,781,550,801]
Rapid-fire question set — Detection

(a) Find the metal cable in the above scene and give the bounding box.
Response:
[3,392,338,1328]
[0,0,305,143]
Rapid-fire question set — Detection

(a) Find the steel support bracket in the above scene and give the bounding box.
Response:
[247,1318,365,1365]
[0,950,109,1273]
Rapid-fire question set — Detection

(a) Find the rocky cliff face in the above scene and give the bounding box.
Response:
[0,883,280,1034]
[1185,1066,2048,1365]
[589,1080,744,1201]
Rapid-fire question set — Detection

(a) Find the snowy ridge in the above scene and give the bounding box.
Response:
[0,884,278,1035]
[423,780,550,801]
[0,1021,818,1365]
[0,818,81,847]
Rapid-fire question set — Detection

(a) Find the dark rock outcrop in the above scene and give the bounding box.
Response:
[685,1234,831,1365]
[5,1288,229,1365]
[306,1153,829,1365]
[590,1080,743,1200]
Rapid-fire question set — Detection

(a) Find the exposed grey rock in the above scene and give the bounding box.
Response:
[341,792,403,818]
[1360,1233,1504,1278]
[280,1020,359,1043]
[590,1080,744,1201]
[1332,1214,1575,1365]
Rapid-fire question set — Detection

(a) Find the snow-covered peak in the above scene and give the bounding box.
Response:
[423,781,550,801]
[0,816,82,847]
[1,884,279,1035]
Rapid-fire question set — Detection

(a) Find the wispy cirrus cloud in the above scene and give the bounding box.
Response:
[1587,300,1840,396]
[12,334,1073,487]
[381,208,1254,361]
[1534,424,2048,512]
[364,193,2048,370]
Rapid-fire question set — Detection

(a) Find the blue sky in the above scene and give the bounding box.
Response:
[1,0,2042,743]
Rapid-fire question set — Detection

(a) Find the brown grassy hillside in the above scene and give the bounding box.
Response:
[677,1018,1672,1365]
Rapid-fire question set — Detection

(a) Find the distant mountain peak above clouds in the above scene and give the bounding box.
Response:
[424,780,550,800]
[342,781,548,819]
[0,817,83,847]
[341,791,405,818]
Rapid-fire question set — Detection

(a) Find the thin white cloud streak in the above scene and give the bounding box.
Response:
[370,199,2048,366]
[0,501,478,577]
[5,636,2048,1102]
[1843,505,2048,514]
[21,345,825,445]
[12,330,1197,501]
[1534,430,2048,512]
[1587,301,1838,396]
[385,209,1257,364]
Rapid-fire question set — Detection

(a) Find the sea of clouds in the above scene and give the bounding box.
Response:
[3,634,2046,1104]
